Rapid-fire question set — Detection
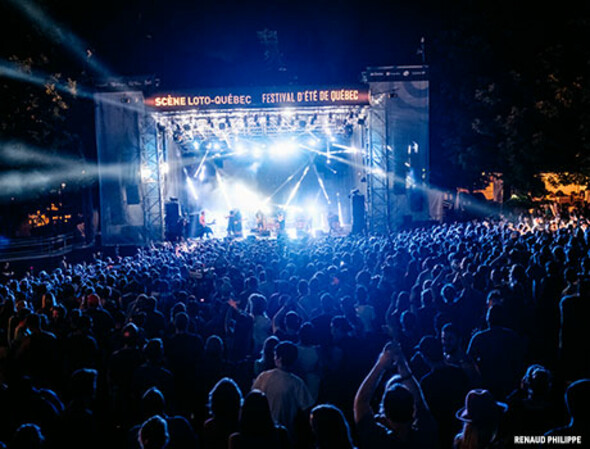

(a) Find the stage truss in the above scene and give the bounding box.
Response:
[141,104,370,238]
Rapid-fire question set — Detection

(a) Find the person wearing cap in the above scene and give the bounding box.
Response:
[354,341,438,449]
[454,389,507,449]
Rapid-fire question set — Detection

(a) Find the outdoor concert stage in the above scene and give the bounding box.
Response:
[94,66,430,245]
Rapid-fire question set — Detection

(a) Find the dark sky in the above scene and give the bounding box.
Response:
[2,0,441,89]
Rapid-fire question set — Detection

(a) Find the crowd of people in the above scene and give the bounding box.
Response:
[0,216,589,449]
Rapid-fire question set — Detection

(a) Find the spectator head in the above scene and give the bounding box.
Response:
[239,390,275,436]
[274,341,298,370]
[205,335,224,357]
[173,312,189,333]
[70,368,98,402]
[310,404,354,449]
[565,379,590,424]
[522,364,552,399]
[420,288,433,307]
[41,293,56,310]
[297,279,309,296]
[401,310,417,332]
[11,424,44,449]
[208,377,243,422]
[138,415,169,449]
[415,335,444,365]
[285,311,302,332]
[299,322,316,346]
[381,383,415,424]
[260,335,280,362]
[170,302,186,319]
[395,291,410,310]
[486,304,506,328]
[245,276,258,291]
[441,284,457,303]
[331,315,352,341]
[248,294,267,316]
[86,293,100,309]
[122,322,139,346]
[486,290,503,308]
[141,387,166,419]
[456,389,507,425]
[441,322,460,354]
[143,338,164,364]
[320,293,336,313]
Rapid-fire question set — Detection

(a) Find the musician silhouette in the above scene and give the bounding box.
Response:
[227,209,243,237]
[196,210,214,238]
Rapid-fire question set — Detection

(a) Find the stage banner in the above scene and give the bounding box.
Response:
[94,91,146,245]
[144,85,370,111]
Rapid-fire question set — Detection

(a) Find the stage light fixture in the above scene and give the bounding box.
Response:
[282,108,295,118]
[140,166,152,180]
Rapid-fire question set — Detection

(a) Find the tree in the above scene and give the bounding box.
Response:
[0,0,95,236]
[429,1,590,195]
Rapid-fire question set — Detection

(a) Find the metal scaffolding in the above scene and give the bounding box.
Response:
[365,93,394,234]
[139,114,164,243]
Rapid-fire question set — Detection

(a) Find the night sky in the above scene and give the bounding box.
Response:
[1,0,442,89]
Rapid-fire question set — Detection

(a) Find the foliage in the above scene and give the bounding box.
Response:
[429,3,590,195]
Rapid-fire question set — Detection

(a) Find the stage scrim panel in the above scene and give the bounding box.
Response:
[94,91,146,245]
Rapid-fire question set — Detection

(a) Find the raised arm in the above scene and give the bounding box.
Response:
[354,342,395,423]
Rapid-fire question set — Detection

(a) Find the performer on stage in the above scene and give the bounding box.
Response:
[196,210,214,239]
[227,209,243,237]
[227,209,236,236]
[328,210,341,235]
[234,209,243,237]
[276,209,286,235]
[255,210,265,233]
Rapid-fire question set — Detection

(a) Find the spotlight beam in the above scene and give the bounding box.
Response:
[285,163,311,207]
[193,149,210,178]
[0,60,143,113]
[0,141,83,167]
[312,164,330,204]
[6,0,112,78]
[265,160,310,201]
[184,169,199,200]
[214,169,232,210]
